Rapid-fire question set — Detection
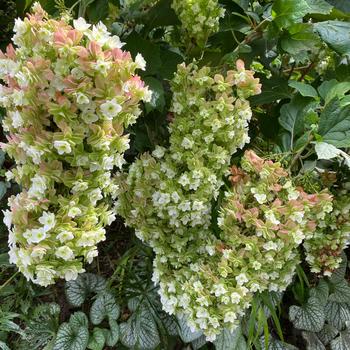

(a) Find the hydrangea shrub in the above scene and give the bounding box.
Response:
[0,3,151,286]
[171,0,225,47]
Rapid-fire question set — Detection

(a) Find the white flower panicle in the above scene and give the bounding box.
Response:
[0,4,150,286]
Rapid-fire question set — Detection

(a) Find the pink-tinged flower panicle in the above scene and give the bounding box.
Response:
[0,3,150,286]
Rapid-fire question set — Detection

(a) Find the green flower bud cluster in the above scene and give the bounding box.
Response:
[117,61,261,340]
[171,0,225,47]
[0,3,150,286]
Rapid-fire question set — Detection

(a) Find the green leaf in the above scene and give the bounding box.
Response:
[327,0,350,13]
[87,328,105,350]
[53,323,89,350]
[315,142,342,160]
[318,80,338,100]
[177,316,202,343]
[0,182,7,201]
[143,77,165,113]
[103,319,119,347]
[86,0,109,22]
[325,302,350,330]
[314,21,350,56]
[160,313,178,337]
[260,336,298,350]
[250,76,290,105]
[138,0,180,29]
[329,280,350,305]
[281,23,321,60]
[125,33,162,76]
[66,273,107,307]
[120,307,160,349]
[318,99,350,147]
[289,297,325,332]
[21,303,60,349]
[159,48,183,80]
[0,150,5,168]
[214,327,247,350]
[330,253,348,284]
[305,0,333,14]
[309,279,329,307]
[272,0,311,28]
[289,81,318,98]
[325,82,350,104]
[191,335,207,350]
[317,324,339,345]
[330,322,350,350]
[302,332,326,350]
[69,312,89,332]
[0,341,10,350]
[279,96,314,149]
[90,292,120,325]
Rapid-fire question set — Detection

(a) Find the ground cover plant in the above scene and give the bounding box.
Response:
[0,0,350,349]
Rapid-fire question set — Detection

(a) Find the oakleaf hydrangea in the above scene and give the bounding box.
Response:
[117,60,261,340]
[0,3,151,286]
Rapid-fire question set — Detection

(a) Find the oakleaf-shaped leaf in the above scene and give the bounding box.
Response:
[318,99,350,148]
[214,327,247,350]
[289,297,325,332]
[53,323,89,350]
[325,302,350,330]
[87,328,105,350]
[177,316,202,343]
[90,292,120,325]
[66,274,107,307]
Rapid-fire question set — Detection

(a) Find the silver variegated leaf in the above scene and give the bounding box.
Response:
[260,335,298,350]
[302,331,326,350]
[120,306,160,349]
[70,312,89,330]
[330,322,350,350]
[317,324,339,345]
[87,328,105,350]
[329,280,350,305]
[90,292,120,325]
[325,302,350,330]
[53,323,89,350]
[65,274,107,307]
[310,279,329,307]
[191,335,207,349]
[103,319,119,347]
[214,327,247,350]
[289,297,325,332]
[177,316,203,343]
